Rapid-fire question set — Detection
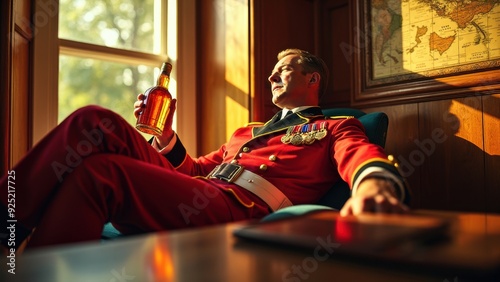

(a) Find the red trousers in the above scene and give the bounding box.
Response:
[1,106,269,249]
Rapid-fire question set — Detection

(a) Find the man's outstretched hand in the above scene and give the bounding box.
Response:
[340,177,409,216]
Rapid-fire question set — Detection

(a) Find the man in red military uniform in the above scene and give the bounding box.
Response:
[1,49,409,251]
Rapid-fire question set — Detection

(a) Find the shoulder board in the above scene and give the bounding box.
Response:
[245,122,265,126]
[327,115,355,119]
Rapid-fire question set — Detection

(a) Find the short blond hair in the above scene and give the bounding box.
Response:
[277,49,329,98]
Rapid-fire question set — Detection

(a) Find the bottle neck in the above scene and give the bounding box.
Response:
[157,62,172,89]
[157,74,170,89]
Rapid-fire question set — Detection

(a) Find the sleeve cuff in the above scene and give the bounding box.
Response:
[151,134,178,154]
[352,167,406,202]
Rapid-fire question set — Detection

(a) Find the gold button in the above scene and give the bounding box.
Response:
[388,155,394,162]
[242,147,250,153]
[230,160,238,164]
[268,155,277,161]
[259,164,268,171]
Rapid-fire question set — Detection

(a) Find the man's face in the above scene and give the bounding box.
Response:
[268,54,313,109]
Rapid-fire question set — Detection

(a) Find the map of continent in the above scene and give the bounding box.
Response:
[370,0,500,80]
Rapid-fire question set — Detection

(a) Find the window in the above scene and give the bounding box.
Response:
[58,0,170,130]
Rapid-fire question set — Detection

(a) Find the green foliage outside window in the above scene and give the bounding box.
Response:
[58,0,159,129]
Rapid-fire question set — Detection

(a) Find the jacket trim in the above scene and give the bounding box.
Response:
[164,137,188,168]
[350,157,399,186]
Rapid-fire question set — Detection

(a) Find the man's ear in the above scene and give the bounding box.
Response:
[309,72,320,84]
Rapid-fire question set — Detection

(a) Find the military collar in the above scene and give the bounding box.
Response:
[252,107,324,136]
[281,106,316,118]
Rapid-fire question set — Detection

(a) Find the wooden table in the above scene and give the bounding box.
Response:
[2,210,500,282]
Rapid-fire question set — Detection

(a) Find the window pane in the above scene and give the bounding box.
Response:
[58,55,156,132]
[58,0,160,54]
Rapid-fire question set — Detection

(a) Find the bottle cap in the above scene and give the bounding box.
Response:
[161,62,173,74]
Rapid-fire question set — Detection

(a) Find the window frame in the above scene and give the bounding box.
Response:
[32,0,198,155]
[59,39,168,67]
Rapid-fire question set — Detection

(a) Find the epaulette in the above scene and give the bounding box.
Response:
[245,122,265,127]
[327,115,355,119]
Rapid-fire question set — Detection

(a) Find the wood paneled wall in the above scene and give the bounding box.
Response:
[250,0,355,120]
[251,0,318,121]
[0,0,12,175]
[484,95,500,213]
[333,1,499,213]
[0,0,32,174]
[248,0,500,213]
[197,0,250,154]
[367,96,500,213]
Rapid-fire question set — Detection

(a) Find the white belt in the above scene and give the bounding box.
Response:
[207,163,293,211]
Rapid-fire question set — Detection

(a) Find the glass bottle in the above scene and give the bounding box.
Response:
[136,62,173,135]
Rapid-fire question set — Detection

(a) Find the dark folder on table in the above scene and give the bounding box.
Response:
[233,210,500,278]
[233,210,450,254]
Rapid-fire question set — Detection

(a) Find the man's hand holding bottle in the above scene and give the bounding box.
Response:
[134,94,177,149]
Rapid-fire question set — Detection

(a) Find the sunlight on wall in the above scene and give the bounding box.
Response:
[167,0,178,132]
[449,95,500,156]
[224,0,249,141]
[226,96,248,139]
[448,99,484,152]
[483,94,500,156]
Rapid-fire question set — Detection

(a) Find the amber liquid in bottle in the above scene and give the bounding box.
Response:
[136,62,173,135]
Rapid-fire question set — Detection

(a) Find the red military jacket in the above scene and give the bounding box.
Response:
[164,107,401,206]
